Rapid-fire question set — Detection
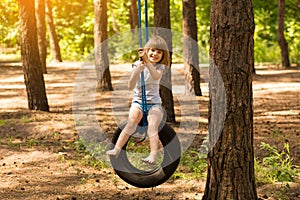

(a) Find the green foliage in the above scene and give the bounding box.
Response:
[46,0,300,64]
[254,38,281,64]
[196,0,210,50]
[255,142,299,184]
[0,119,6,126]
[253,1,279,64]
[73,139,108,170]
[0,117,28,126]
[1,0,299,64]
[285,20,300,65]
[253,0,300,65]
[107,0,132,34]
[20,115,32,124]
[52,0,94,60]
[0,0,19,48]
[170,0,182,33]
[25,138,41,148]
[174,149,207,179]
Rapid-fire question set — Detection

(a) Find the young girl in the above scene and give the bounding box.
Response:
[106,36,170,164]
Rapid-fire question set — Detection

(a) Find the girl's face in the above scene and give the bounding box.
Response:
[147,48,163,64]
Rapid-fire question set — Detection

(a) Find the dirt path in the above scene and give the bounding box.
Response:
[0,62,299,200]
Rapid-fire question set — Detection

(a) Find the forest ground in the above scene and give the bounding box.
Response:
[0,62,299,200]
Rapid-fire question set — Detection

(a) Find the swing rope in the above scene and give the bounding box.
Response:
[137,0,148,127]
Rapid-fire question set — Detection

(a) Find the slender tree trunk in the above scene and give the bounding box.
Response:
[298,0,300,24]
[154,0,175,123]
[46,0,62,62]
[129,0,139,45]
[35,0,47,73]
[94,0,113,91]
[18,0,49,111]
[278,0,290,68]
[129,0,138,30]
[202,0,257,199]
[108,0,119,33]
[182,0,202,96]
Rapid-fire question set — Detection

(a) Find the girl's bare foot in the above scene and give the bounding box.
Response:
[142,152,157,164]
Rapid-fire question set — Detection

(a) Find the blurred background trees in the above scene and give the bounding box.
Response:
[1,0,299,66]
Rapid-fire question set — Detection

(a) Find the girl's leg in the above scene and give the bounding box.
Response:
[106,106,143,157]
[142,107,163,164]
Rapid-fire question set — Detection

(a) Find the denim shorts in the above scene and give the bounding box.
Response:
[131,101,163,113]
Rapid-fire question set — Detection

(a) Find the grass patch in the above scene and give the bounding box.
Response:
[0,115,31,127]
[0,119,6,126]
[173,149,207,180]
[72,138,208,180]
[20,115,32,124]
[72,139,109,170]
[255,142,299,184]
[70,139,300,186]
[25,138,42,148]
[0,119,13,126]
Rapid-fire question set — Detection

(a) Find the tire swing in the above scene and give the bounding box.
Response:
[108,0,181,188]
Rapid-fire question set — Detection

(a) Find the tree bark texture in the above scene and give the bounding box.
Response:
[18,0,49,111]
[154,0,175,123]
[46,0,62,62]
[94,0,113,91]
[35,0,47,73]
[182,0,202,96]
[278,0,290,68]
[203,0,257,199]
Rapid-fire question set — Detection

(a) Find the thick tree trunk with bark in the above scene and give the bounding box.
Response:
[182,0,201,96]
[18,0,49,111]
[46,0,62,62]
[203,0,257,199]
[94,0,113,91]
[35,0,47,73]
[154,0,175,123]
[278,0,290,68]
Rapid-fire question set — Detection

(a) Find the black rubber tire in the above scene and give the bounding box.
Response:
[109,122,181,188]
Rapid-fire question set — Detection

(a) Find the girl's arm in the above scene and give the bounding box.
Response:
[128,61,144,90]
[145,63,163,80]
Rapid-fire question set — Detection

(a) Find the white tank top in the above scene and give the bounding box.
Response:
[132,63,165,104]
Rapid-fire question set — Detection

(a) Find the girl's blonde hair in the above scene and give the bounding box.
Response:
[144,36,170,67]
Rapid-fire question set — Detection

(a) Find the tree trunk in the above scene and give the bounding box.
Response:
[298,0,300,24]
[154,0,175,123]
[18,0,49,111]
[278,0,290,68]
[94,0,113,92]
[35,0,47,73]
[129,0,138,30]
[108,0,119,33]
[202,0,257,199]
[46,0,62,62]
[182,0,202,96]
